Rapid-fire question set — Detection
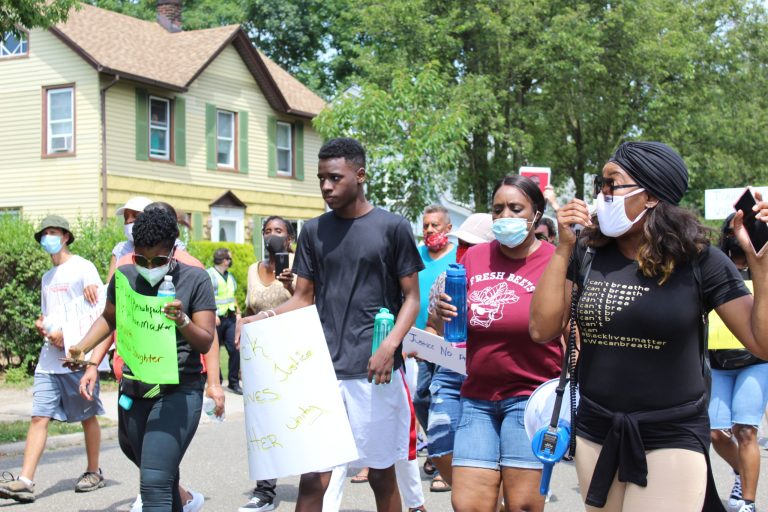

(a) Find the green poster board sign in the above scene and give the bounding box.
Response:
[115,270,179,384]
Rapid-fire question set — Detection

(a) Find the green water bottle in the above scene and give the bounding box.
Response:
[372,307,395,354]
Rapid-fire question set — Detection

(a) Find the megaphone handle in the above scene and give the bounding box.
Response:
[540,461,554,496]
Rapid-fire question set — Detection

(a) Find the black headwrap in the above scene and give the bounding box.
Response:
[609,141,688,205]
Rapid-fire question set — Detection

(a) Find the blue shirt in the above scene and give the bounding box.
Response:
[416,244,456,329]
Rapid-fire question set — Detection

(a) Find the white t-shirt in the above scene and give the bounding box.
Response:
[37,255,103,374]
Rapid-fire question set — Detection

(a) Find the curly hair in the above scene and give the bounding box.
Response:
[133,208,178,250]
[318,137,366,168]
[582,202,710,284]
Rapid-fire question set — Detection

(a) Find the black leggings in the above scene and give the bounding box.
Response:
[118,379,203,512]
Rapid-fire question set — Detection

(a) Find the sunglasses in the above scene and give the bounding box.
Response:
[593,176,639,198]
[132,249,174,268]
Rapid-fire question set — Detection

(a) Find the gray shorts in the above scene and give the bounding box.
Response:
[32,371,104,422]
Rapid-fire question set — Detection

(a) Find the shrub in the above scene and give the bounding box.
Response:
[187,241,257,312]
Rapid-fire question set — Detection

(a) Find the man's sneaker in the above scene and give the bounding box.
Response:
[737,503,756,512]
[0,477,35,503]
[238,495,275,512]
[728,474,744,512]
[75,468,105,492]
[183,489,205,512]
[130,494,143,512]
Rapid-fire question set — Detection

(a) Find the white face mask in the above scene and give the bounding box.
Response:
[596,188,648,238]
[124,223,134,243]
[136,263,171,286]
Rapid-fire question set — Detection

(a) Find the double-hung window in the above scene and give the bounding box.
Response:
[44,86,74,155]
[149,96,171,160]
[217,110,236,169]
[276,121,292,176]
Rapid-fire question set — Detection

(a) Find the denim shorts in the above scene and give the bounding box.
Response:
[453,395,542,470]
[32,371,104,422]
[427,367,465,457]
[709,363,768,429]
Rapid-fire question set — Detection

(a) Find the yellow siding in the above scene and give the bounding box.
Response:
[0,29,101,221]
[107,175,324,222]
[104,45,325,224]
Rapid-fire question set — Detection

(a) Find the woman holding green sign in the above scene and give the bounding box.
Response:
[69,208,217,512]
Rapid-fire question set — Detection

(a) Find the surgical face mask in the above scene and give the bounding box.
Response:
[595,188,647,238]
[492,214,538,249]
[135,263,171,286]
[40,235,63,255]
[124,223,134,243]
[264,235,287,254]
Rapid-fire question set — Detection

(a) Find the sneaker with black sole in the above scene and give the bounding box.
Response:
[0,477,35,503]
[238,495,275,512]
[75,468,105,492]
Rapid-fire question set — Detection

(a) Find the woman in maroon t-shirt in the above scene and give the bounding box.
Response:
[437,175,562,512]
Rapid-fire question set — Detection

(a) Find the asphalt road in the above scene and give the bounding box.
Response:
[0,409,766,511]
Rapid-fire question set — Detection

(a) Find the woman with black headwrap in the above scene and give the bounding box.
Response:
[529,141,768,512]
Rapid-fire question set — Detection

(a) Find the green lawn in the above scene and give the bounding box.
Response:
[0,417,117,444]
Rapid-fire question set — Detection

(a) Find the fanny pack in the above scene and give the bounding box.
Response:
[119,373,202,400]
[710,349,763,370]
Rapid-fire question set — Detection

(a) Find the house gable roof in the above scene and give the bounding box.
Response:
[50,4,325,118]
[210,190,247,209]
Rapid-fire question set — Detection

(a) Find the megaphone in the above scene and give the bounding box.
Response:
[532,419,571,495]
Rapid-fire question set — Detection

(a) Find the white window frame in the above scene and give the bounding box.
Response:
[149,96,171,160]
[46,87,74,154]
[0,31,28,58]
[210,206,244,243]
[217,110,236,169]
[276,121,293,176]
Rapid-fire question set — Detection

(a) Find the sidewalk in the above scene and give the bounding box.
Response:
[0,383,246,456]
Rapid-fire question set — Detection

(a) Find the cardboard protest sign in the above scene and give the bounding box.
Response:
[519,166,551,193]
[44,286,110,372]
[402,327,467,375]
[240,305,359,480]
[114,270,179,384]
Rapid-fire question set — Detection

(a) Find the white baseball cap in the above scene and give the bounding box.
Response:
[449,213,494,245]
[115,196,153,216]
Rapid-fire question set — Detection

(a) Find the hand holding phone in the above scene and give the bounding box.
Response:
[274,252,290,276]
[734,188,768,254]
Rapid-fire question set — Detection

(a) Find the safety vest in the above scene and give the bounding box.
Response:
[207,268,237,316]
[708,279,753,349]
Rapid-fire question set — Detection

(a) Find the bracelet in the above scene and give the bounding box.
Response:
[267,309,276,318]
[177,313,191,329]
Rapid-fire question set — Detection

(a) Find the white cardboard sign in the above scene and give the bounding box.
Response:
[705,187,768,220]
[402,327,467,375]
[240,305,359,480]
[45,286,110,372]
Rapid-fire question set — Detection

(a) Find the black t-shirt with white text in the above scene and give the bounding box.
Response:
[293,207,424,379]
[570,243,748,412]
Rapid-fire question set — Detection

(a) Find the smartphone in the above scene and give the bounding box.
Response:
[59,357,97,368]
[275,252,290,275]
[733,187,768,253]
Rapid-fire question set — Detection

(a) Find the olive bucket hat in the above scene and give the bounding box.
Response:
[34,214,75,245]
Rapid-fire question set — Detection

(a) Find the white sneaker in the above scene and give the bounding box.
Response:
[736,503,756,512]
[183,490,205,512]
[130,494,142,512]
[728,475,744,512]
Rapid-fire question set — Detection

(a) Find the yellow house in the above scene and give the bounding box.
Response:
[0,1,326,253]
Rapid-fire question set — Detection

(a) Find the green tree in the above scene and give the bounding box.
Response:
[322,0,768,212]
[1,0,80,34]
[314,65,472,220]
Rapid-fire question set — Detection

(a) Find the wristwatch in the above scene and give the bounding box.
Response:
[177,313,191,329]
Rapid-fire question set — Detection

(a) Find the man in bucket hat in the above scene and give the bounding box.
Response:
[0,215,107,503]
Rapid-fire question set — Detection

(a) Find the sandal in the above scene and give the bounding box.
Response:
[350,468,369,483]
[423,458,437,476]
[429,475,451,493]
